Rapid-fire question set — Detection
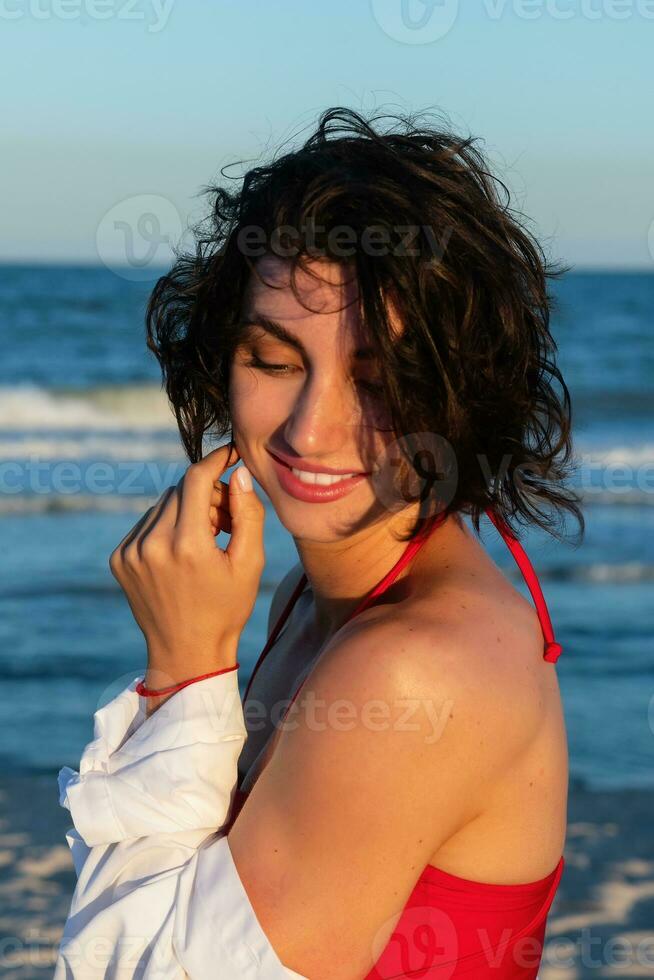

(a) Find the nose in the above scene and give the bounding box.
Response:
[282,372,358,459]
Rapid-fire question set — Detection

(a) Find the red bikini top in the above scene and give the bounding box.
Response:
[228,507,565,977]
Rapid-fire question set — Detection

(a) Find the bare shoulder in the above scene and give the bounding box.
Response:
[311,582,551,788]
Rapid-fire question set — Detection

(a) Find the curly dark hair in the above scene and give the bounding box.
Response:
[145,105,584,544]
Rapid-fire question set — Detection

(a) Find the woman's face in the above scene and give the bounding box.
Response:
[228,254,400,541]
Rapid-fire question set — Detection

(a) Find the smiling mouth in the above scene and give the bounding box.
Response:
[269,452,370,485]
[286,468,365,486]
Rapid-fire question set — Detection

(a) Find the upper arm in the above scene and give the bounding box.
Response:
[227,614,538,979]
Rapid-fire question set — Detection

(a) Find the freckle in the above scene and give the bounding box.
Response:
[496,635,501,643]
[529,781,533,787]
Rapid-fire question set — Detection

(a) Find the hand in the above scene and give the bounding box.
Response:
[109,444,265,688]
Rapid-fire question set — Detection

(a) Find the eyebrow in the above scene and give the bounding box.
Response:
[237,314,376,360]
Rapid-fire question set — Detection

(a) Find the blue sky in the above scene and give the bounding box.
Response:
[1,1,653,268]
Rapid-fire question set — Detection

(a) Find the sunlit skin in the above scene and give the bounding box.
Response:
[228,254,467,640]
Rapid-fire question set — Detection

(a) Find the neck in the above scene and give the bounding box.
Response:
[293,508,464,641]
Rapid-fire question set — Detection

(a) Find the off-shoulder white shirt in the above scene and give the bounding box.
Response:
[55,668,307,979]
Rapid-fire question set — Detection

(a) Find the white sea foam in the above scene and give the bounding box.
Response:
[0,383,178,431]
[583,562,654,583]
[578,443,654,468]
[0,436,184,461]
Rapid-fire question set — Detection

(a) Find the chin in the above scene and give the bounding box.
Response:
[264,477,386,542]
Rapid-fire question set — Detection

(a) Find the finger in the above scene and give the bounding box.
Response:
[211,478,230,508]
[224,465,265,570]
[210,502,232,535]
[176,443,241,541]
[147,480,230,544]
[136,485,177,557]
[118,482,180,564]
[209,505,219,537]
[116,504,156,559]
[140,482,181,542]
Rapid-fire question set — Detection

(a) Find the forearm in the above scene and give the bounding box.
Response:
[143,632,241,719]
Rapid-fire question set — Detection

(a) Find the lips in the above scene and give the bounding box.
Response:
[268,451,370,503]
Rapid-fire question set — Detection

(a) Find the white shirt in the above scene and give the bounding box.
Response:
[55,668,307,979]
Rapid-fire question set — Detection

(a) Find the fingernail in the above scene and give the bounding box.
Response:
[236,466,253,492]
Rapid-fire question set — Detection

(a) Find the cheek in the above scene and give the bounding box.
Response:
[228,368,280,435]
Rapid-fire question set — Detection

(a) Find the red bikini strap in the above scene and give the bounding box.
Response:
[242,572,307,703]
[485,508,563,663]
[352,510,448,617]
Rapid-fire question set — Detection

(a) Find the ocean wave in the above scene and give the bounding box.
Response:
[576,562,654,584]
[0,435,185,460]
[577,443,654,468]
[0,383,178,431]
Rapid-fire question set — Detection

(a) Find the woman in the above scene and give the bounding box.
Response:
[55,106,582,978]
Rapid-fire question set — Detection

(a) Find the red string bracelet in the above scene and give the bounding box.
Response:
[135,662,239,698]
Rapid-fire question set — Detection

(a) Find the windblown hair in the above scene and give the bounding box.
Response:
[146,105,583,543]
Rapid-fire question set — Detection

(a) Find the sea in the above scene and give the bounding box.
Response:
[0,265,652,792]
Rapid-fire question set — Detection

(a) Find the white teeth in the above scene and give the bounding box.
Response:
[291,468,358,485]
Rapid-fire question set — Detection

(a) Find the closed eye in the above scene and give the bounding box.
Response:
[244,355,295,375]
[245,356,384,395]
